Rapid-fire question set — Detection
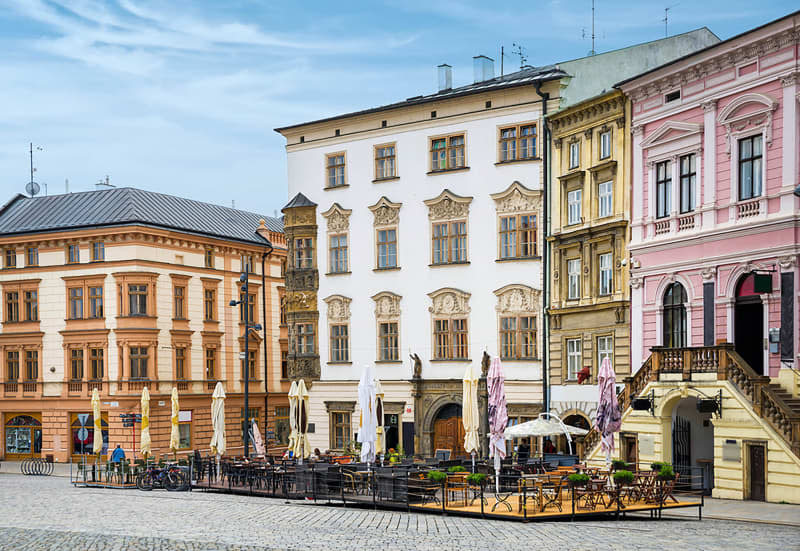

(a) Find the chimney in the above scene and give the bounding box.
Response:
[437,64,452,91]
[473,55,494,83]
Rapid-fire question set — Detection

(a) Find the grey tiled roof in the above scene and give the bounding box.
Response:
[0,187,283,247]
[275,65,567,132]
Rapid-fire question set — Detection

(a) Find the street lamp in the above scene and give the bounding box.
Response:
[229,271,262,458]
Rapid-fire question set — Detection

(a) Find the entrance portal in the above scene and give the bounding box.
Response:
[735,273,764,374]
[747,442,766,501]
[432,403,465,458]
[671,397,714,492]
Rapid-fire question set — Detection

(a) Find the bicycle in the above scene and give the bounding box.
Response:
[136,463,188,491]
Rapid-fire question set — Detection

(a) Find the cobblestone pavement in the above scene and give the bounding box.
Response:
[0,475,796,550]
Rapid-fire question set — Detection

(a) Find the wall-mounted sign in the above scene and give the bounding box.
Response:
[178,411,192,422]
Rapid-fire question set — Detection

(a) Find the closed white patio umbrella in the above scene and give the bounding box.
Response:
[357,364,377,465]
[293,379,311,461]
[287,381,299,457]
[210,382,226,458]
[462,365,480,472]
[375,378,385,461]
[91,388,103,458]
[169,387,180,456]
[140,387,151,460]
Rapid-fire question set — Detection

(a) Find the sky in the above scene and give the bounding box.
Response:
[0,1,797,218]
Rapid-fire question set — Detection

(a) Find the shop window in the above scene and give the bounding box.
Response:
[5,414,42,457]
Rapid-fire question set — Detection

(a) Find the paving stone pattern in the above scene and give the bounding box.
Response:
[0,475,795,550]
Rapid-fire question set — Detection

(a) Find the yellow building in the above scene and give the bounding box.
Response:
[546,91,631,442]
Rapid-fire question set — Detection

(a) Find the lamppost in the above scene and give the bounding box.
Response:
[230,270,262,458]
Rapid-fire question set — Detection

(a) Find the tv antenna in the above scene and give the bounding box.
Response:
[511,42,527,69]
[26,143,42,197]
[589,0,596,56]
[663,4,678,37]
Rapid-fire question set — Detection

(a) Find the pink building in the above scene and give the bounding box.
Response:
[621,12,799,377]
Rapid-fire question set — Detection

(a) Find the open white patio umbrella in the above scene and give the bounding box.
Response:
[91,388,103,457]
[169,387,180,455]
[287,380,298,457]
[487,357,508,494]
[596,357,621,465]
[462,365,480,472]
[503,412,588,455]
[294,379,311,461]
[210,381,226,457]
[375,378,385,461]
[140,387,151,460]
[357,364,378,465]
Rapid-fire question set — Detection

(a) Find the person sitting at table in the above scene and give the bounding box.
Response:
[517,441,530,462]
[543,438,556,454]
[311,448,321,460]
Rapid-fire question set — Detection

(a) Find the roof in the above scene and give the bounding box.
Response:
[282,192,317,211]
[615,10,800,88]
[274,65,567,133]
[0,187,283,247]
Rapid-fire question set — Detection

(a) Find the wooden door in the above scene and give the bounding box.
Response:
[621,434,638,467]
[433,417,465,458]
[748,444,766,501]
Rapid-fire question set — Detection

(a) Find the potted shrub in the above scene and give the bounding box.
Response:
[568,473,590,487]
[657,464,676,481]
[613,469,635,487]
[611,459,628,472]
[447,465,466,473]
[427,470,447,484]
[650,461,665,472]
[466,472,487,486]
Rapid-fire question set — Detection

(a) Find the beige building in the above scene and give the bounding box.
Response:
[0,187,288,462]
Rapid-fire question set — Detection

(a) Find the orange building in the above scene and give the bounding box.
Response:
[0,187,288,463]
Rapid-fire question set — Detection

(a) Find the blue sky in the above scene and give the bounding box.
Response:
[0,1,796,217]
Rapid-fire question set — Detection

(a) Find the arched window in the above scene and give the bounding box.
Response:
[663,282,687,348]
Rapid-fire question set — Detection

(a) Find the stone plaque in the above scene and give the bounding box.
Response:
[638,433,654,456]
[722,439,741,462]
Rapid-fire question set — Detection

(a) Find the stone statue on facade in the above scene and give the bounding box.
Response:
[410,353,422,379]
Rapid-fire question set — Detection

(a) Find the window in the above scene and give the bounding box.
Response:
[24,350,38,380]
[597,336,613,367]
[430,134,465,171]
[375,144,396,179]
[433,318,468,360]
[241,350,256,380]
[26,248,38,267]
[91,242,104,261]
[295,238,314,269]
[432,221,467,264]
[500,127,517,161]
[178,412,191,449]
[205,348,216,379]
[331,411,351,450]
[329,234,348,273]
[665,90,680,103]
[567,259,581,300]
[204,289,215,321]
[239,292,255,323]
[330,324,349,362]
[67,244,80,264]
[326,153,346,188]
[663,282,687,348]
[377,229,397,268]
[175,347,186,379]
[600,131,611,159]
[378,322,398,361]
[679,154,696,213]
[173,286,185,319]
[275,406,290,445]
[566,338,581,381]
[23,291,37,321]
[569,141,580,169]
[128,284,147,316]
[738,135,762,200]
[598,181,613,218]
[499,214,537,259]
[499,124,536,161]
[204,249,214,268]
[567,189,582,225]
[89,348,103,380]
[68,288,83,320]
[656,161,671,219]
[599,253,613,296]
[5,249,16,269]
[129,347,148,379]
[500,316,537,359]
[5,292,19,322]
[281,350,288,379]
[241,255,254,274]
[89,286,103,318]
[296,323,315,355]
[70,349,83,380]
[6,351,19,381]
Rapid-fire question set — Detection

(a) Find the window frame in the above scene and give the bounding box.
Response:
[431,220,467,265]
[91,242,105,262]
[204,289,216,321]
[205,347,217,380]
[68,287,83,320]
[569,141,580,169]
[66,244,80,264]
[376,228,398,269]
[129,346,149,380]
[128,284,148,317]
[599,130,611,160]
[204,249,214,269]
[175,346,186,380]
[567,258,581,300]
[378,321,399,361]
[498,123,537,162]
[656,160,672,219]
[6,351,20,381]
[432,317,469,360]
[374,143,397,180]
[499,315,537,360]
[295,323,315,355]
[597,180,613,218]
[567,188,582,225]
[294,237,314,269]
[173,285,186,320]
[329,233,348,274]
[330,411,351,451]
[566,338,582,381]
[70,348,84,381]
[23,290,38,322]
[597,335,613,368]
[429,133,466,172]
[498,213,537,259]
[24,350,38,381]
[326,152,347,188]
[679,153,696,213]
[26,248,38,267]
[89,348,104,380]
[330,323,350,363]
[598,252,613,296]
[738,135,763,201]
[4,249,16,269]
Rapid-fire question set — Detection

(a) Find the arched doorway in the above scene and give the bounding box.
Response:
[559,413,591,456]
[735,273,764,374]
[671,397,714,491]
[432,403,465,458]
[663,282,687,347]
[4,413,42,459]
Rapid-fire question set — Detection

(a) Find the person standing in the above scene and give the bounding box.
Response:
[111,444,125,463]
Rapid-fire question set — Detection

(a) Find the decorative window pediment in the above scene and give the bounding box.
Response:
[423,189,473,221]
[427,287,471,315]
[490,181,541,214]
[320,203,352,233]
[368,197,402,227]
[323,294,351,322]
[493,284,540,314]
[717,92,778,154]
[371,291,401,321]
[641,121,703,149]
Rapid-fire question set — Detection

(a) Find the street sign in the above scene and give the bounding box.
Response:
[76,427,89,442]
[239,352,246,359]
[77,413,89,426]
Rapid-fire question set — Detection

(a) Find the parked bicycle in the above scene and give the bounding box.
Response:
[136,463,188,491]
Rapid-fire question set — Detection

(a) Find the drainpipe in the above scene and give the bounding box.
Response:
[535,80,551,414]
[261,243,274,441]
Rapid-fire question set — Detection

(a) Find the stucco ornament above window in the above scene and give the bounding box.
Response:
[423,189,473,221]
[427,288,471,315]
[368,197,402,227]
[490,181,541,214]
[371,291,402,321]
[717,92,778,155]
[320,203,352,233]
[323,294,351,322]
[493,284,540,314]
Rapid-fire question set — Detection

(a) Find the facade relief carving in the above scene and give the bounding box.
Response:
[428,288,471,315]
[323,294,352,322]
[287,291,318,313]
[490,181,542,215]
[321,203,352,233]
[372,291,402,321]
[493,284,541,315]
[424,189,473,221]
[368,197,402,227]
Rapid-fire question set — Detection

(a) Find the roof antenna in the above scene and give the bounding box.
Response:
[663,4,678,37]
[590,0,596,56]
[65,178,69,194]
[511,42,527,69]
[25,142,42,197]
[96,175,115,190]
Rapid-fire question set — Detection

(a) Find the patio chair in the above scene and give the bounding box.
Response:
[516,477,540,513]
[540,479,565,513]
[407,473,439,505]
